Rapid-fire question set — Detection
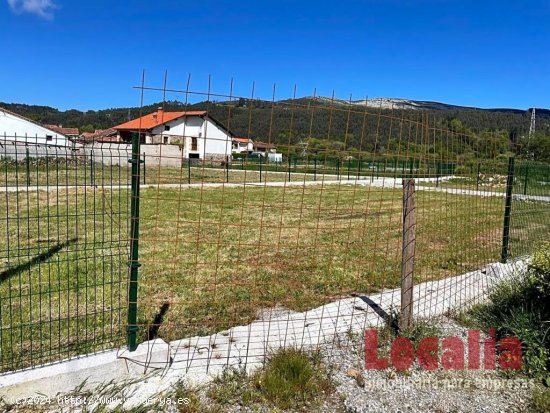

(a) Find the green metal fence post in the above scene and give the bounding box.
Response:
[436,162,440,187]
[288,155,291,182]
[259,155,262,183]
[90,150,95,186]
[476,163,481,191]
[142,152,146,185]
[336,158,340,180]
[523,164,529,195]
[226,155,230,183]
[347,158,351,180]
[127,133,143,351]
[25,147,30,186]
[500,156,515,264]
[314,158,317,181]
[188,158,191,184]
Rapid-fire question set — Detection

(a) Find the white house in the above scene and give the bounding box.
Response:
[114,108,233,161]
[0,107,71,147]
[232,137,253,154]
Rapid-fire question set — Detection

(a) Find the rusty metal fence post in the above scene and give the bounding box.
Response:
[400,178,416,331]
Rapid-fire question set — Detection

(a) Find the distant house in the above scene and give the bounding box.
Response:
[44,124,80,139]
[0,107,71,147]
[253,142,277,155]
[113,108,233,160]
[252,142,281,162]
[232,137,253,154]
[79,128,119,144]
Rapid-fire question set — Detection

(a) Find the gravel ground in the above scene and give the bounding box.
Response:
[162,315,536,413]
[326,316,535,413]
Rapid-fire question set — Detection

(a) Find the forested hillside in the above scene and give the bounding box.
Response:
[2,98,550,161]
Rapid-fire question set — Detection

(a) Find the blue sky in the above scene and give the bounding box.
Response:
[1,0,549,111]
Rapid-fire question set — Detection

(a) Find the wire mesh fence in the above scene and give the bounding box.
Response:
[1,142,130,372]
[1,80,549,375]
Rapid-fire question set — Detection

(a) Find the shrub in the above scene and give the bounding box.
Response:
[469,242,550,379]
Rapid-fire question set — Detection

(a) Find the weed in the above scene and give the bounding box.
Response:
[399,319,441,348]
[532,385,550,413]
[205,347,335,411]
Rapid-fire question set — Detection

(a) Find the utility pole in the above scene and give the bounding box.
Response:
[527,108,536,159]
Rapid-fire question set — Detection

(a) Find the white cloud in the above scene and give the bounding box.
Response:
[7,0,58,19]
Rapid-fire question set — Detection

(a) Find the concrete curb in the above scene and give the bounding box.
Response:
[0,338,170,403]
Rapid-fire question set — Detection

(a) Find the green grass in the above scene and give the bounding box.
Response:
[1,158,343,187]
[1,176,549,372]
[202,347,335,411]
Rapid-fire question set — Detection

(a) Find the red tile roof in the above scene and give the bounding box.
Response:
[79,128,118,143]
[113,109,207,131]
[233,137,252,143]
[44,124,80,136]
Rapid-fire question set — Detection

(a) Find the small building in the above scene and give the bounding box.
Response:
[79,128,119,144]
[267,152,283,163]
[252,142,281,162]
[232,137,253,154]
[253,142,277,155]
[44,125,80,139]
[113,108,233,161]
[0,107,71,147]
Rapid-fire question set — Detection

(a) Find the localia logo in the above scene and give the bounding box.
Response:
[364,329,522,371]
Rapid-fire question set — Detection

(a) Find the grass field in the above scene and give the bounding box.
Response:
[1,163,333,187]
[4,157,548,198]
[1,181,548,372]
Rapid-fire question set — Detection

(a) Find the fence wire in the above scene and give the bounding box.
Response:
[0,82,549,375]
[0,142,129,372]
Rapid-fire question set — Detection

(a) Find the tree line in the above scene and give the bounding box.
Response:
[1,99,549,162]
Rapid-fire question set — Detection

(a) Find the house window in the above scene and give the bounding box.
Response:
[191,137,198,151]
[163,136,169,144]
[164,125,170,131]
[46,135,53,142]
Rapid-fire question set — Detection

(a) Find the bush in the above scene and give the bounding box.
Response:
[469,242,550,379]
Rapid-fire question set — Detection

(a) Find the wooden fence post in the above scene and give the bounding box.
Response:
[400,178,416,331]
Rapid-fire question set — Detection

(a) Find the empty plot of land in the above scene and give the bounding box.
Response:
[2,182,548,372]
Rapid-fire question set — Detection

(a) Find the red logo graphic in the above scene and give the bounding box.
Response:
[364,329,522,371]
